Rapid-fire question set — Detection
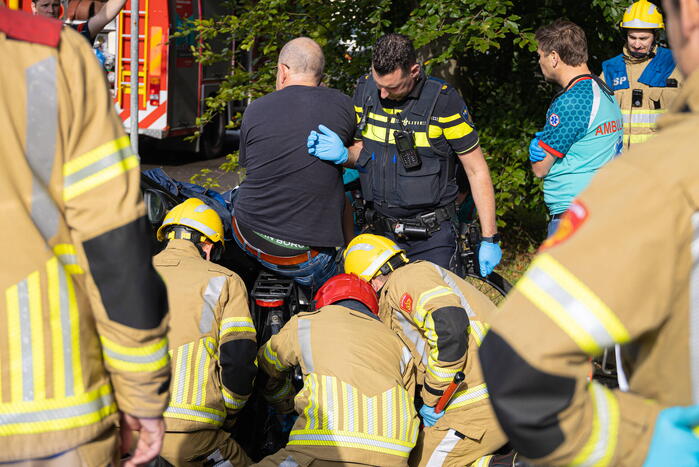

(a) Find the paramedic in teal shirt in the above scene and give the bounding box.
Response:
[530,20,624,236]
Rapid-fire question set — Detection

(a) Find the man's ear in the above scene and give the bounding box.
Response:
[409,63,420,79]
[549,50,560,68]
[200,242,214,261]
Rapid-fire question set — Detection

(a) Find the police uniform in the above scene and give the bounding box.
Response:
[154,239,257,466]
[478,70,699,466]
[255,303,420,466]
[353,73,480,269]
[0,8,170,464]
[379,262,506,466]
[602,45,683,148]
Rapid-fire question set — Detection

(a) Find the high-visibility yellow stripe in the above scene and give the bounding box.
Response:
[64,155,139,201]
[288,429,414,457]
[182,342,194,403]
[570,383,619,466]
[27,271,45,400]
[443,121,474,140]
[415,286,454,325]
[190,340,203,405]
[354,105,363,113]
[47,259,65,400]
[6,284,22,402]
[624,134,653,144]
[164,402,225,425]
[518,275,600,353]
[64,136,131,174]
[220,317,255,337]
[100,335,168,372]
[535,255,630,345]
[367,112,388,122]
[65,270,83,394]
[438,114,461,123]
[100,334,167,356]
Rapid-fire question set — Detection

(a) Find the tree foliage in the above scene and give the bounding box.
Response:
[183,0,641,238]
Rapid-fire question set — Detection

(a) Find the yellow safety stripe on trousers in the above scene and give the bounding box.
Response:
[289,429,415,458]
[63,136,139,201]
[569,382,620,467]
[0,383,116,436]
[100,335,169,372]
[164,402,225,426]
[222,387,247,411]
[446,383,489,411]
[220,317,255,337]
[266,377,294,403]
[623,133,653,145]
[469,320,490,347]
[261,341,288,372]
[301,374,417,444]
[517,254,630,355]
[471,455,494,467]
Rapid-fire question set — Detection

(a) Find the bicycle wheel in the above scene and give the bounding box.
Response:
[463,271,512,306]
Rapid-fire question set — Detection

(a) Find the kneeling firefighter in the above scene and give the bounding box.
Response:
[343,234,507,467]
[254,273,420,466]
[154,199,257,466]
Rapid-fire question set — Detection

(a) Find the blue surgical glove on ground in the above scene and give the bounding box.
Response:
[307,124,348,164]
[643,405,699,467]
[419,404,444,427]
[479,241,502,277]
[529,134,546,163]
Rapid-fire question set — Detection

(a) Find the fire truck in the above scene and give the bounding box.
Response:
[10,0,238,158]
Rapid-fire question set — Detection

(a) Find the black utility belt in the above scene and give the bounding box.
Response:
[373,205,455,240]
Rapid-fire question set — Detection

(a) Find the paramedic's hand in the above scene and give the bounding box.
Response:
[420,404,444,427]
[120,413,165,467]
[529,131,546,163]
[307,124,348,164]
[643,405,699,467]
[479,241,502,277]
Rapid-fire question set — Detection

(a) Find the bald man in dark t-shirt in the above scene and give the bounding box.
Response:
[233,37,355,289]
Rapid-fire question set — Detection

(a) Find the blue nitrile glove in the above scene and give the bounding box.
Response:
[479,240,502,277]
[419,404,444,427]
[307,124,348,164]
[529,131,546,163]
[643,405,699,467]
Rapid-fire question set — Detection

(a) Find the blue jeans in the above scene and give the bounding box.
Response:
[231,231,337,290]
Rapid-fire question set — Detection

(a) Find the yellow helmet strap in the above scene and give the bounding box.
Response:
[165,226,223,260]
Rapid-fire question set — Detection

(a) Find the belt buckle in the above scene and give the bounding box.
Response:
[420,211,439,231]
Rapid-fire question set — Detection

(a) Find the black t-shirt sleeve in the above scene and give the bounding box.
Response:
[434,87,480,154]
[337,93,357,147]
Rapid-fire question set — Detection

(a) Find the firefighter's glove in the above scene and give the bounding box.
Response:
[307,124,348,164]
[478,240,502,277]
[643,405,699,467]
[529,131,546,163]
[419,404,444,427]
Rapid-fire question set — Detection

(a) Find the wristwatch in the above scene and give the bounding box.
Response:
[481,233,501,244]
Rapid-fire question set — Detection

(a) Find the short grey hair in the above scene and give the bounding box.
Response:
[278,37,325,79]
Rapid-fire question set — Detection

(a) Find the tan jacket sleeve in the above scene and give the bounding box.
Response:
[479,156,685,466]
[257,316,300,413]
[59,29,169,418]
[392,270,471,407]
[217,273,257,418]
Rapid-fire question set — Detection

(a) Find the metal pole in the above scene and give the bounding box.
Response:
[129,0,139,154]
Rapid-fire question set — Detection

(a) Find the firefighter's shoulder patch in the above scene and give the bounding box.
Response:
[399,293,413,312]
[541,199,589,251]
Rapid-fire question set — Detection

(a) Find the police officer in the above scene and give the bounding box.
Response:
[601,0,683,149]
[344,234,506,466]
[255,273,420,466]
[154,199,257,466]
[0,7,170,465]
[307,34,502,277]
[478,0,699,464]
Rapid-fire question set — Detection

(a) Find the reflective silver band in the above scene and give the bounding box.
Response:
[289,432,413,454]
[434,265,473,317]
[0,391,113,425]
[63,145,131,188]
[298,318,314,372]
[200,276,225,333]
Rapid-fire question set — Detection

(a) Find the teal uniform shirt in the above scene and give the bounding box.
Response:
[538,76,624,214]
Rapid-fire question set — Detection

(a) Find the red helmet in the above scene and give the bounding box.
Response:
[314,273,379,315]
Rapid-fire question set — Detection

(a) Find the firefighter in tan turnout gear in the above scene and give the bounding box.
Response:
[0,7,170,466]
[601,0,683,149]
[478,1,699,465]
[154,198,257,466]
[343,234,507,466]
[255,273,420,466]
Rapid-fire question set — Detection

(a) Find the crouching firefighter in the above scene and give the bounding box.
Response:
[343,234,507,467]
[254,273,420,466]
[154,199,257,466]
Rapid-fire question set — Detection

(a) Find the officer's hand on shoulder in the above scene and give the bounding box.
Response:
[643,405,699,467]
[307,124,348,164]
